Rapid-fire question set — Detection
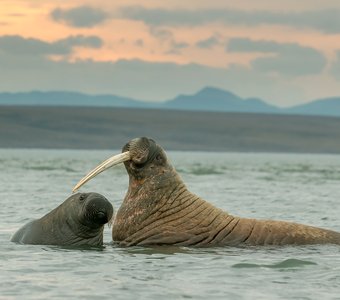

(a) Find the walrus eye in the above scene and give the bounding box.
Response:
[156,154,162,161]
[79,194,86,201]
[133,162,145,169]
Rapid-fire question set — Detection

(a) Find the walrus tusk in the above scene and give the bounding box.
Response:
[72,151,131,192]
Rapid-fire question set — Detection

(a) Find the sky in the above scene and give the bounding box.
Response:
[0,0,340,107]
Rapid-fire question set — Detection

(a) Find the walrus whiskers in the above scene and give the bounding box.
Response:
[72,151,130,192]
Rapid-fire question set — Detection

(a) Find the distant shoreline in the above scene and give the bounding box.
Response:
[1,106,340,154]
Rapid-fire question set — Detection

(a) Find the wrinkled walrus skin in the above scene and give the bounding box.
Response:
[11,192,113,246]
[111,137,340,247]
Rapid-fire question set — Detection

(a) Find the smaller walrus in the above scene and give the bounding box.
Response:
[11,192,113,246]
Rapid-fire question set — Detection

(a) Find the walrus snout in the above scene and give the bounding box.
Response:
[84,194,114,225]
[92,210,111,225]
[124,137,153,165]
[96,211,107,222]
[124,137,160,170]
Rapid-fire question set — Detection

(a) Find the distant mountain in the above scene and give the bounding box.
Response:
[0,91,148,108]
[0,88,339,117]
[163,87,279,113]
[285,97,340,117]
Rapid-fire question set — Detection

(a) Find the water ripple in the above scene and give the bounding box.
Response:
[1,150,340,299]
[232,258,317,269]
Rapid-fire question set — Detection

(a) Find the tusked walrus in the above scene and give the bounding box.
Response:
[73,137,340,247]
[11,192,113,246]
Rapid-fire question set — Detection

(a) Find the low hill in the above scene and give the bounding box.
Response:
[285,97,340,117]
[0,91,145,107]
[163,87,278,113]
[1,106,340,153]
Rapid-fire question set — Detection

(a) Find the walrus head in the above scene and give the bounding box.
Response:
[122,137,174,184]
[10,192,115,246]
[72,137,173,192]
[76,192,114,228]
[72,137,185,243]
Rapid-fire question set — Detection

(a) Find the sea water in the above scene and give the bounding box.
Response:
[1,149,340,299]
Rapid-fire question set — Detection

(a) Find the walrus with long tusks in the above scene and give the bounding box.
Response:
[73,137,340,247]
[11,192,113,246]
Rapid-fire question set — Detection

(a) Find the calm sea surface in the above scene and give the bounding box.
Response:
[1,149,340,300]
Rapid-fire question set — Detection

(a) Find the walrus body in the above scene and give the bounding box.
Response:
[11,192,113,246]
[73,137,340,247]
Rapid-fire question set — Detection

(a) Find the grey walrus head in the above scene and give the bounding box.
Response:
[11,192,113,246]
[73,137,340,247]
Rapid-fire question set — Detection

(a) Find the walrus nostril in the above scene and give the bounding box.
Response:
[97,211,105,218]
[95,211,108,224]
[129,137,150,165]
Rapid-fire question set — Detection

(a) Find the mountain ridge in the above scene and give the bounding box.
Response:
[0,87,339,117]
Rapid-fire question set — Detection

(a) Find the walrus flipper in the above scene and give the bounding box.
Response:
[11,220,47,244]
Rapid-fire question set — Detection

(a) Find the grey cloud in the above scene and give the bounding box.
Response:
[166,40,190,55]
[0,45,303,105]
[119,6,225,27]
[134,39,144,47]
[149,27,173,42]
[0,35,103,57]
[118,6,340,33]
[51,6,109,28]
[228,38,285,53]
[0,35,56,56]
[196,36,220,49]
[227,38,327,76]
[148,27,187,54]
[171,41,189,50]
[56,36,103,49]
[331,51,340,79]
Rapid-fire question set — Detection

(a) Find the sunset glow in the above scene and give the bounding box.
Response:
[1,0,340,105]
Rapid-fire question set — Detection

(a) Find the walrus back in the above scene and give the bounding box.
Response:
[115,191,340,247]
[11,205,62,245]
[10,220,46,244]
[243,219,340,246]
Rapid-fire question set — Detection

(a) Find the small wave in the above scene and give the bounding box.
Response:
[190,167,224,175]
[22,165,77,172]
[260,164,340,181]
[113,245,191,256]
[232,258,317,269]
[179,165,224,175]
